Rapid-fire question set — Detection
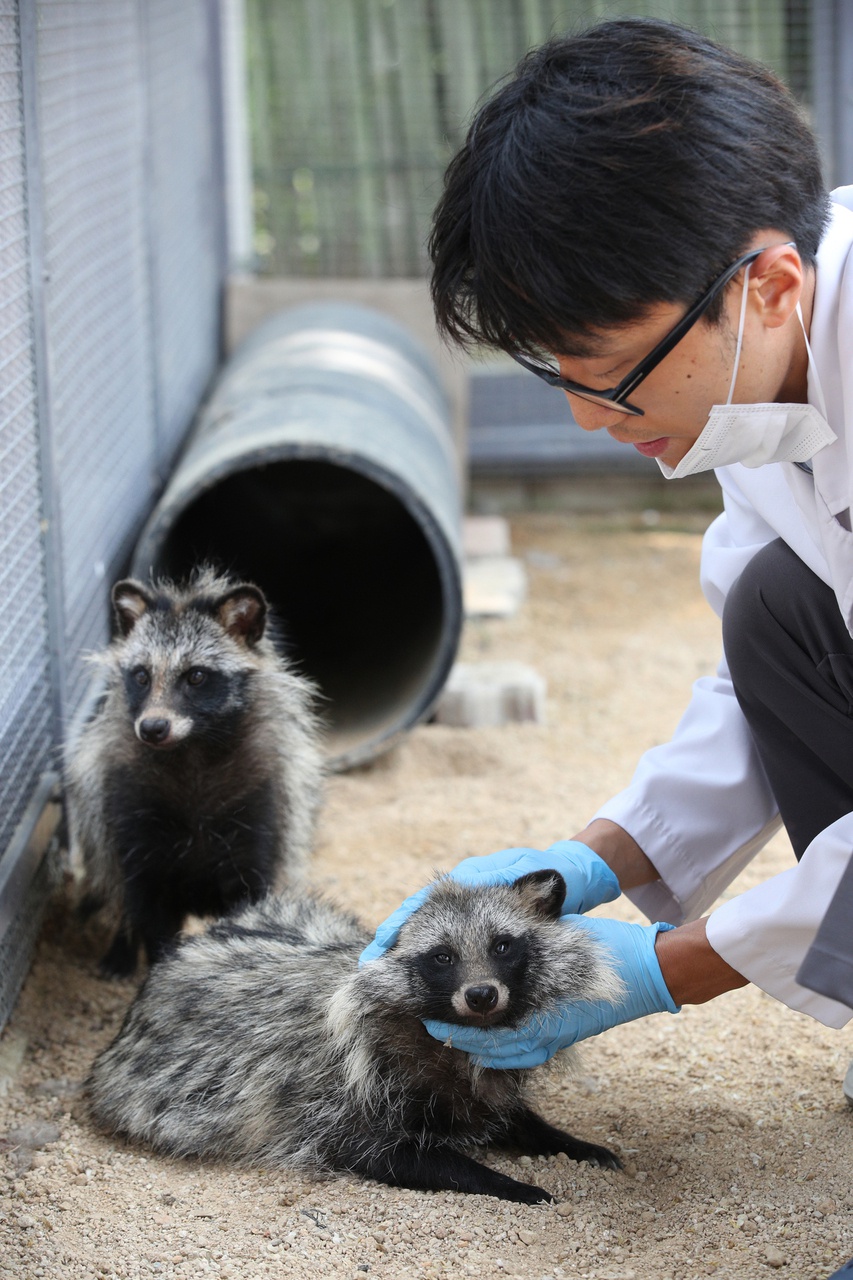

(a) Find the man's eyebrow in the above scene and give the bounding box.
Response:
[555,341,634,369]
[552,324,648,361]
[550,334,618,359]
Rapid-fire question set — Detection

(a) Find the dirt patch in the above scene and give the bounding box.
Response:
[1,507,851,1280]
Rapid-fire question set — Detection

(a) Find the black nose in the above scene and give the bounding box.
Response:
[139,717,171,745]
[464,984,499,1013]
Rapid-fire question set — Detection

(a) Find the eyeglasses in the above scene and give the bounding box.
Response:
[510,245,792,418]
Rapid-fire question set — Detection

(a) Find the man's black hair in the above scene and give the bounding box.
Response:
[429,17,830,357]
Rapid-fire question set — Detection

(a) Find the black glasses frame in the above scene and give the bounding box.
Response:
[510,245,792,418]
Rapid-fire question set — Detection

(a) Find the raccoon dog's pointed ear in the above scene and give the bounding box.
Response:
[510,870,567,920]
[112,580,154,636]
[216,586,267,647]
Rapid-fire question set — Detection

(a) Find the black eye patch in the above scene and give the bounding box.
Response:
[122,667,152,713]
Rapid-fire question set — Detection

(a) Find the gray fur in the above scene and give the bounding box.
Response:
[87,875,623,1201]
[65,567,324,969]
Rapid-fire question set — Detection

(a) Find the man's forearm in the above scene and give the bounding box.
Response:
[655,917,748,1004]
[573,818,748,1004]
[572,817,660,890]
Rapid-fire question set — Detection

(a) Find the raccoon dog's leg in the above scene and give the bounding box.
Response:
[99,912,139,978]
[126,890,186,967]
[504,1106,621,1170]
[77,891,105,923]
[348,1141,553,1204]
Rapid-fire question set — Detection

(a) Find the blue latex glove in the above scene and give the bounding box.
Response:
[359,841,620,966]
[424,916,680,1067]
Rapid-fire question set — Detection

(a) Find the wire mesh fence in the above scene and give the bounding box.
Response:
[0,0,54,876]
[0,0,225,1031]
[247,0,816,278]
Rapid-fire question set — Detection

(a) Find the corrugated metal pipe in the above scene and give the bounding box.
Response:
[132,302,463,770]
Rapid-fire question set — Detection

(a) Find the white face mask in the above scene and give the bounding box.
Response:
[657,266,836,480]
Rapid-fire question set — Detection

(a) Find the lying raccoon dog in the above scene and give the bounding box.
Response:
[66,569,323,976]
[87,870,623,1203]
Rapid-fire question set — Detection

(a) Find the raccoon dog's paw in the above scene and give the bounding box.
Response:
[515,1182,554,1205]
[569,1138,622,1171]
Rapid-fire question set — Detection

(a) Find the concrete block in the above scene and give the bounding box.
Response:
[434,661,546,727]
[462,515,511,558]
[463,556,527,618]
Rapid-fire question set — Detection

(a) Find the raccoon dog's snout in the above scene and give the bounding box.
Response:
[463,983,499,1013]
[138,716,172,746]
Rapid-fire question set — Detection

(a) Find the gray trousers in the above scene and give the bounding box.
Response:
[722,538,853,1011]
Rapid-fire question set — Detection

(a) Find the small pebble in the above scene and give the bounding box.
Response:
[764,1245,787,1268]
[554,1203,574,1218]
[517,1229,538,1246]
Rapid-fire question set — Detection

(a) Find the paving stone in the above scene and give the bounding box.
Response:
[463,557,527,618]
[462,516,511,559]
[434,662,546,727]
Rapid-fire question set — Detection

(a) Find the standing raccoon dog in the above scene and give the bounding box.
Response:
[87,870,623,1203]
[66,570,323,976]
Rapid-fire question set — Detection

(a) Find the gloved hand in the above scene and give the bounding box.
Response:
[358,841,620,966]
[424,916,680,1067]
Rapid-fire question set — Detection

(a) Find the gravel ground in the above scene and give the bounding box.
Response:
[1,501,851,1280]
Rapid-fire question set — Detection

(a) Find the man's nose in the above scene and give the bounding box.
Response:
[564,391,631,434]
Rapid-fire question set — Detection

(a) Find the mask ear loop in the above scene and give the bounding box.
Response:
[795,301,829,420]
[725,263,752,406]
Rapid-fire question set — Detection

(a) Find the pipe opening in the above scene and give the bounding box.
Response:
[152,458,451,765]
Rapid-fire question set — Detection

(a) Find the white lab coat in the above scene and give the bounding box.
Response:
[595,188,853,1028]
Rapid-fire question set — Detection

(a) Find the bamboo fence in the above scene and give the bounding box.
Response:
[246,0,808,278]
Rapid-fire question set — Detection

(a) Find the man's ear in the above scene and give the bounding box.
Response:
[749,239,805,330]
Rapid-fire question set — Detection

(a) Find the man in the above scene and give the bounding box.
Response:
[363,19,852,1103]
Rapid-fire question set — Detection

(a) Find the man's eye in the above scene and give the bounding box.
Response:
[133,668,150,688]
[186,669,207,687]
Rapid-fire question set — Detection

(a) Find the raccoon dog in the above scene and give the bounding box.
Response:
[66,569,323,976]
[87,870,623,1203]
